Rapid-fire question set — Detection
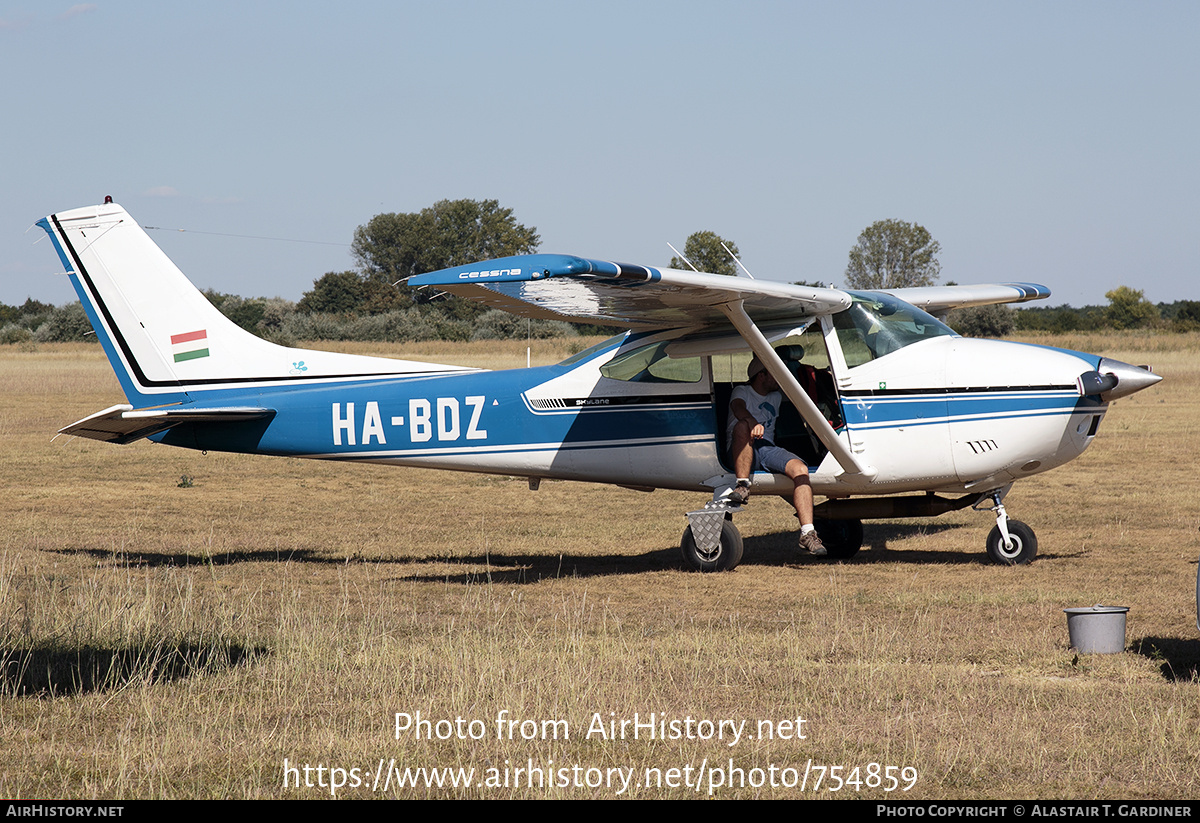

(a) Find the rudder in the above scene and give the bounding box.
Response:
[38,203,470,406]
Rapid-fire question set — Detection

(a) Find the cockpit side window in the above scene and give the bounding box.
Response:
[600,340,702,383]
[833,292,958,367]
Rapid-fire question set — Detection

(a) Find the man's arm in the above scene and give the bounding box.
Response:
[730,394,765,440]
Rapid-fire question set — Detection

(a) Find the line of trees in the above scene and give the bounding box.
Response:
[0,299,94,344]
[945,297,1200,337]
[4,209,1196,345]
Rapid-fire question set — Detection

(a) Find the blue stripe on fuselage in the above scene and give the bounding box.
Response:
[154,364,716,463]
[840,388,1100,430]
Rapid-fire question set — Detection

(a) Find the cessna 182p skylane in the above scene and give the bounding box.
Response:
[39,202,1161,571]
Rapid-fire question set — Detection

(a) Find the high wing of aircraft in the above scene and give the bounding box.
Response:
[39,203,1162,571]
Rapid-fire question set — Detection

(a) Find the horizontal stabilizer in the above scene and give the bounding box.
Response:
[60,404,274,445]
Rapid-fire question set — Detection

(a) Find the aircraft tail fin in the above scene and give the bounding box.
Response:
[38,203,470,405]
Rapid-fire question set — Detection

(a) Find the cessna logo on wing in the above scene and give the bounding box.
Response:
[458,268,521,280]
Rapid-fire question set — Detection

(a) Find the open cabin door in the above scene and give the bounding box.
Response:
[695,321,846,471]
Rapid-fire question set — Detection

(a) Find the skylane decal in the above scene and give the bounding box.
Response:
[521,393,710,415]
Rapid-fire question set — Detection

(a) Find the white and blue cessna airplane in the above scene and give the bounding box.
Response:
[38,202,1161,571]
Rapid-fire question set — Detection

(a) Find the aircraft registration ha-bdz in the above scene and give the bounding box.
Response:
[39,202,1162,571]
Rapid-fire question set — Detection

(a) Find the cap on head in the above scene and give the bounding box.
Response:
[747,356,766,380]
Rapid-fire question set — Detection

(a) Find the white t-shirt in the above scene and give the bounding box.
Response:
[726,384,784,448]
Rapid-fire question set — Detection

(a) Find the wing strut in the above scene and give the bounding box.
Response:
[718,300,876,481]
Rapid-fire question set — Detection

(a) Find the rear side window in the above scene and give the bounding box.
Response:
[600,341,702,383]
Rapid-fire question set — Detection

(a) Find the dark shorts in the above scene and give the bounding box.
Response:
[751,441,801,473]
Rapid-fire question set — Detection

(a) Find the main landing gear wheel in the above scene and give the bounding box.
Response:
[680,520,744,572]
[986,520,1037,565]
[814,518,864,560]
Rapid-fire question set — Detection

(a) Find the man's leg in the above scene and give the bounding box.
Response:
[784,458,825,555]
[726,419,756,505]
[784,458,815,525]
[731,419,755,481]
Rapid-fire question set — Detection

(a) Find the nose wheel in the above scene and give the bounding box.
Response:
[977,489,1038,565]
[985,520,1037,565]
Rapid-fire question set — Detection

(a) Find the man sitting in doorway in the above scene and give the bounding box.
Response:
[726,355,826,556]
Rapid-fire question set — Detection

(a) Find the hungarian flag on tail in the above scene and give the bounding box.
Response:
[171,329,209,362]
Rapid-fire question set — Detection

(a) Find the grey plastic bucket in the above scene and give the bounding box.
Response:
[1063,605,1129,654]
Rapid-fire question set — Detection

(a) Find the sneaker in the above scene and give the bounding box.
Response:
[798,530,827,556]
[727,483,751,506]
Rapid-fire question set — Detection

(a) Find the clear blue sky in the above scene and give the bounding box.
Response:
[3,1,1196,309]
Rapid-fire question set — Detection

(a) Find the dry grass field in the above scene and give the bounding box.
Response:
[1,334,1197,799]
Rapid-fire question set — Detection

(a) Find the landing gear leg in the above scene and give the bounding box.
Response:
[976,488,1038,565]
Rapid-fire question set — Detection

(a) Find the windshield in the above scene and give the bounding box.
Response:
[833,292,958,367]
